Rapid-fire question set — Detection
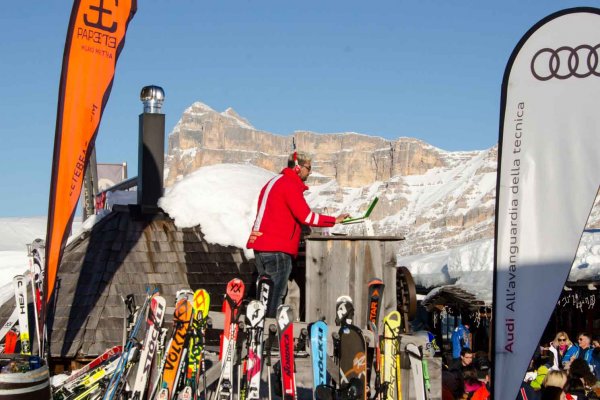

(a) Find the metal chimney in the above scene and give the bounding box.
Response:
[140,85,165,114]
[137,85,165,211]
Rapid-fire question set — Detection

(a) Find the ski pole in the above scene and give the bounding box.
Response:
[201,318,211,400]
[236,320,247,400]
[265,324,277,400]
[396,335,402,400]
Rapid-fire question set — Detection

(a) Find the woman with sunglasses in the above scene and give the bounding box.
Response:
[548,332,573,370]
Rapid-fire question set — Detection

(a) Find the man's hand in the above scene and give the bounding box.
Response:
[335,213,350,224]
[248,230,263,243]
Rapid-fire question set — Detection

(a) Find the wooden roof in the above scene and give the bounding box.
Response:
[422,285,488,312]
[0,205,255,359]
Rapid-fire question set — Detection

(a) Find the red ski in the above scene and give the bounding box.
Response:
[277,304,297,400]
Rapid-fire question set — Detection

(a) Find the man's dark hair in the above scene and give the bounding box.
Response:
[460,347,473,357]
[578,332,592,340]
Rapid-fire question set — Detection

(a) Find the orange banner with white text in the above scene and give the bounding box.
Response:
[45,0,136,314]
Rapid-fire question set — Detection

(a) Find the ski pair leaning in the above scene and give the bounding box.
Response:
[152,288,211,400]
[214,274,280,400]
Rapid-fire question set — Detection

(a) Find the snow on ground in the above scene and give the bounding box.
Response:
[0,217,47,251]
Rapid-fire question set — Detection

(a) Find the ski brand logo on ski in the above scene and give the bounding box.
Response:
[282,334,293,377]
[165,301,190,371]
[259,283,270,305]
[317,326,326,381]
[16,282,26,315]
[193,289,209,312]
[229,280,244,295]
[143,297,165,375]
[248,301,265,325]
[278,307,290,330]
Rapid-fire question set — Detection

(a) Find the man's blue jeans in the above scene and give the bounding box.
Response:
[254,252,292,317]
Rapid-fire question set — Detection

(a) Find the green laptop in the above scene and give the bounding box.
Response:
[341,197,379,224]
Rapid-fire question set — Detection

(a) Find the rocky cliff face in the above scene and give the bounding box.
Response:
[165,102,599,256]
[165,102,447,188]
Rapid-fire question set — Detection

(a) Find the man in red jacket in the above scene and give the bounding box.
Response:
[247,151,349,317]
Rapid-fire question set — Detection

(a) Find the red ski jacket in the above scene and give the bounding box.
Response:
[247,168,336,257]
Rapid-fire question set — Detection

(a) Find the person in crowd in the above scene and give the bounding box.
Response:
[592,336,600,350]
[463,366,483,398]
[561,358,600,400]
[520,352,552,400]
[449,347,474,395]
[471,365,491,400]
[569,358,598,387]
[548,331,573,370]
[452,321,471,359]
[563,376,591,400]
[539,370,568,400]
[543,370,568,389]
[564,332,600,379]
[246,151,349,317]
[442,366,464,400]
[540,386,566,400]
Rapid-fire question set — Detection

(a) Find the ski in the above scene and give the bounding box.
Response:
[338,324,367,400]
[277,304,297,400]
[0,308,19,344]
[382,311,402,400]
[405,344,427,400]
[368,320,386,400]
[188,288,210,399]
[3,330,17,354]
[367,278,384,399]
[102,293,152,400]
[131,294,167,400]
[245,300,266,400]
[367,279,384,330]
[13,275,31,355]
[215,278,246,400]
[264,324,278,400]
[309,319,329,398]
[54,345,122,391]
[59,354,121,400]
[162,296,193,399]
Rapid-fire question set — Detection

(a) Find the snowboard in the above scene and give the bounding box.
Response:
[338,324,367,400]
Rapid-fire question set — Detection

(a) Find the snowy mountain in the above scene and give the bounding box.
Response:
[165,101,600,259]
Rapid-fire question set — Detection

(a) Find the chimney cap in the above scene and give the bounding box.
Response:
[140,85,165,113]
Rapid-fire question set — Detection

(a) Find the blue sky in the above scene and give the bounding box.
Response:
[0,1,597,216]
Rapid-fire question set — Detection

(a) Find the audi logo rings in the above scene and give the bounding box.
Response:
[530,44,600,80]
